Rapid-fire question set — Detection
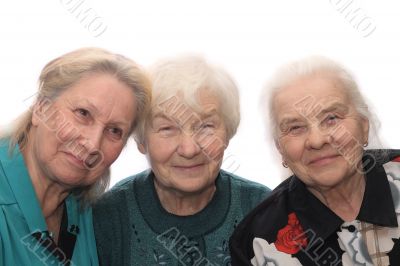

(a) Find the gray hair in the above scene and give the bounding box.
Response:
[1,47,152,205]
[262,55,379,147]
[135,55,240,144]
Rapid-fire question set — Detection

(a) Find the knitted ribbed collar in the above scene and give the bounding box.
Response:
[134,170,231,237]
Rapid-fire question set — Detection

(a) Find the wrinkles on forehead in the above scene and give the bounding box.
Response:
[150,88,222,128]
[150,107,220,130]
[278,101,351,131]
[273,74,355,124]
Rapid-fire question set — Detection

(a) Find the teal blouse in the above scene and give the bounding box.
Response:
[0,141,99,266]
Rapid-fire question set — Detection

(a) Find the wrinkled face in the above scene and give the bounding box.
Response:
[273,74,369,191]
[139,90,228,195]
[30,73,137,188]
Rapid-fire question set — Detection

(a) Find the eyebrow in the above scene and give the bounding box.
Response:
[74,99,101,115]
[76,99,131,127]
[279,117,303,127]
[315,102,349,119]
[152,113,175,121]
[278,102,351,129]
[150,113,180,128]
[199,110,219,120]
[153,108,220,120]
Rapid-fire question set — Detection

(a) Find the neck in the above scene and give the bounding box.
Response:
[308,171,366,222]
[153,179,216,216]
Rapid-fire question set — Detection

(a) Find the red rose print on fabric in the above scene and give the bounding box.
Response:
[275,212,308,254]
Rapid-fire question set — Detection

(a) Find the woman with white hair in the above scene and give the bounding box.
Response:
[0,47,151,265]
[230,56,400,265]
[93,55,271,265]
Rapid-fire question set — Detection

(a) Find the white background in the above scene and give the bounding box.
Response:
[0,0,399,189]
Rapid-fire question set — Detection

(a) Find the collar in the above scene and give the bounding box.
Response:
[289,149,400,241]
[357,159,397,226]
[1,142,48,233]
[0,141,80,235]
[135,170,231,237]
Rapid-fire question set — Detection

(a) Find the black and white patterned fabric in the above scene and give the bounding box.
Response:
[230,150,400,266]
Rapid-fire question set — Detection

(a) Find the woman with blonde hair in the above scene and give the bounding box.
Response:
[0,47,151,265]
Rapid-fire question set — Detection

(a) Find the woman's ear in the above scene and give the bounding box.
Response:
[274,138,287,163]
[31,101,44,126]
[31,98,52,126]
[31,103,40,126]
[361,116,370,145]
[224,139,230,150]
[274,138,282,154]
[137,142,147,154]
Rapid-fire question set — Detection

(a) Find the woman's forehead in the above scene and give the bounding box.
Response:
[153,90,221,116]
[151,106,220,124]
[275,76,347,106]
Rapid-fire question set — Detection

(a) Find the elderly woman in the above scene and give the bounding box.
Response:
[93,55,271,265]
[230,56,400,265]
[0,48,151,265]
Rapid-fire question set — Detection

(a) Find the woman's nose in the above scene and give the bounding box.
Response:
[70,125,103,159]
[176,132,201,158]
[305,126,331,150]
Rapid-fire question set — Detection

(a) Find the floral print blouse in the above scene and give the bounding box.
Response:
[230,150,400,266]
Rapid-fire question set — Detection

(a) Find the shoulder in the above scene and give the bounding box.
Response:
[0,138,9,153]
[113,169,151,189]
[0,141,17,205]
[0,165,12,205]
[381,149,400,184]
[220,170,272,211]
[220,169,271,194]
[232,176,293,239]
[229,177,295,263]
[369,149,400,177]
[93,170,150,212]
[221,170,271,207]
[0,181,14,215]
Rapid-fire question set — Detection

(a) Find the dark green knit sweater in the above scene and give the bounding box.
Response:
[93,169,270,266]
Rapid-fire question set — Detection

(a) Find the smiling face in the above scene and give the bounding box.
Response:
[273,73,369,190]
[139,90,228,195]
[28,73,137,189]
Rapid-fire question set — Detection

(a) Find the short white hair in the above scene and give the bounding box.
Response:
[261,55,380,147]
[136,55,240,144]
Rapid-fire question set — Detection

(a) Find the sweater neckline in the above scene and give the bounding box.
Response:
[134,170,231,237]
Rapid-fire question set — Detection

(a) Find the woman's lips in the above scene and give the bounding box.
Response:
[173,164,205,171]
[64,150,102,169]
[308,154,340,166]
[64,152,86,168]
[84,152,102,169]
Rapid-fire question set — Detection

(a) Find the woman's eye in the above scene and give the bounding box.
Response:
[160,126,174,132]
[75,108,90,118]
[202,123,214,129]
[107,127,123,139]
[197,123,215,135]
[288,125,306,135]
[323,114,339,126]
[158,125,179,136]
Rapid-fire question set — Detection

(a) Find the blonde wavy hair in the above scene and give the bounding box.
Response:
[1,47,152,205]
